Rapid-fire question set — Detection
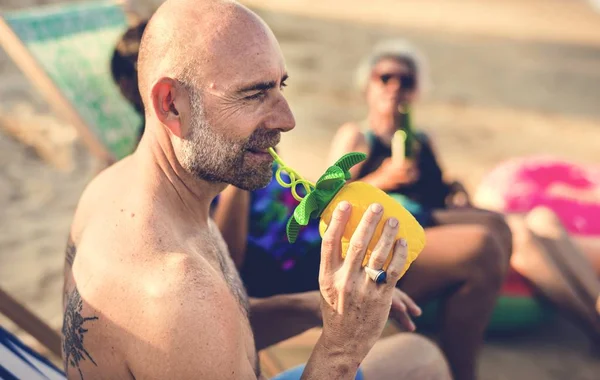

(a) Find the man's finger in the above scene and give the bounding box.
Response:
[366,216,399,271]
[343,203,383,273]
[320,201,352,276]
[384,238,409,286]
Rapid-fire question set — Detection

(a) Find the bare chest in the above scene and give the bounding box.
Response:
[201,226,250,318]
[211,240,250,316]
[200,226,259,374]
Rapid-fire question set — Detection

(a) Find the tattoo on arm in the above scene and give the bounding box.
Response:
[62,287,99,380]
[65,236,76,267]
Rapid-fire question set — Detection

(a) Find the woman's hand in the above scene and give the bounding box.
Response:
[447,180,472,208]
[389,288,421,332]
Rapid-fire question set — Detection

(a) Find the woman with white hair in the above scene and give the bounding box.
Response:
[329,38,514,380]
[329,39,600,380]
[329,38,450,219]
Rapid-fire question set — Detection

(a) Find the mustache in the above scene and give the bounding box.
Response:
[244,129,281,150]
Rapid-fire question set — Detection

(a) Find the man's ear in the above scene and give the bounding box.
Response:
[151,77,183,137]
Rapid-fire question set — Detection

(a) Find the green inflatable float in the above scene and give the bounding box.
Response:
[416,270,555,334]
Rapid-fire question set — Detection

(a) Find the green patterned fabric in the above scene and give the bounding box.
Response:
[3,0,142,159]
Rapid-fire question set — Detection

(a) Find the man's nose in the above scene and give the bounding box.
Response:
[268,96,296,133]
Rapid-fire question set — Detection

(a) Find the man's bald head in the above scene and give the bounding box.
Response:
[137,0,272,114]
[136,0,295,191]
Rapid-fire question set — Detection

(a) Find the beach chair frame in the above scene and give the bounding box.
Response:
[0,287,62,358]
[0,0,138,165]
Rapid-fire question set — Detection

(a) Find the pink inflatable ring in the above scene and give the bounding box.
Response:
[463,156,600,331]
[474,156,600,237]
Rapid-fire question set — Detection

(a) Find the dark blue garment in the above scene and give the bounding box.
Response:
[358,130,450,227]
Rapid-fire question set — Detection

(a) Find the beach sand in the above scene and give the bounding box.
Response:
[1,0,599,378]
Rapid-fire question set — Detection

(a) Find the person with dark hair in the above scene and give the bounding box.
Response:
[110,19,148,141]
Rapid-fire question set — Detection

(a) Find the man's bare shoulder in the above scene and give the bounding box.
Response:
[122,252,251,379]
[68,157,167,260]
[69,158,134,240]
[66,161,255,378]
[122,251,237,324]
[65,247,249,379]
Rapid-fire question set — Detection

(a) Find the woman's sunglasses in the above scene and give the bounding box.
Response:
[374,73,416,90]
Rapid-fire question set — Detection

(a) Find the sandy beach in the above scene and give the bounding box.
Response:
[1,0,599,378]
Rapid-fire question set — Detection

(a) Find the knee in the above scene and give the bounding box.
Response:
[526,206,564,236]
[481,210,514,259]
[527,206,560,225]
[469,225,509,290]
[402,335,452,380]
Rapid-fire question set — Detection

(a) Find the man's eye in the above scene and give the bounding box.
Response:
[246,92,266,100]
[280,80,287,90]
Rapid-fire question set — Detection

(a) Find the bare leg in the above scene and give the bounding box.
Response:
[431,208,514,264]
[507,208,600,343]
[361,334,452,380]
[433,206,600,341]
[572,235,600,278]
[526,207,600,308]
[400,224,509,380]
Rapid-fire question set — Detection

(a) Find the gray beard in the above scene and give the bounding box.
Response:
[177,92,275,191]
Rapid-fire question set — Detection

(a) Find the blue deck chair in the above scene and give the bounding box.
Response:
[0,324,65,380]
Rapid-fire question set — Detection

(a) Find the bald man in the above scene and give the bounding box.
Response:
[61,1,451,379]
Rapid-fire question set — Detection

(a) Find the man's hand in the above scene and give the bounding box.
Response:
[317,201,409,365]
[307,287,420,332]
[390,288,421,332]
